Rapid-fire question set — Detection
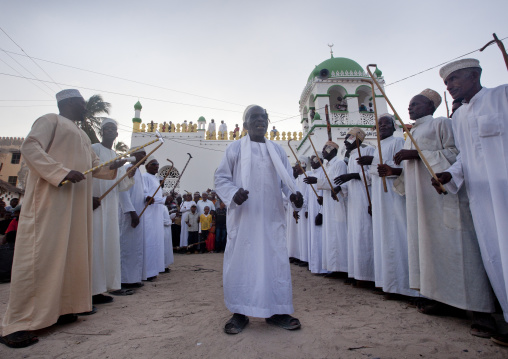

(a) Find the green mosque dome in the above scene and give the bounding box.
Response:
[308,57,365,82]
[198,116,206,122]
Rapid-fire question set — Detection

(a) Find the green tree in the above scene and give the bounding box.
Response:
[80,94,111,144]
[115,141,129,154]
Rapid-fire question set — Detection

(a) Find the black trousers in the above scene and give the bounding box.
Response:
[188,231,199,252]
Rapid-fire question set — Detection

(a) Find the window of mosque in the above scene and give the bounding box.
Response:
[158,165,181,194]
[11,152,21,164]
[8,176,17,186]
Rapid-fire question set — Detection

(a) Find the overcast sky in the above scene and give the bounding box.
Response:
[1,0,507,146]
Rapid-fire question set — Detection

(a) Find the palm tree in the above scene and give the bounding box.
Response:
[80,94,111,144]
[115,141,129,154]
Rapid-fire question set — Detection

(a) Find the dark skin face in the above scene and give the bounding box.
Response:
[344,134,361,152]
[194,194,200,202]
[444,68,482,103]
[310,156,321,170]
[101,123,118,149]
[146,160,159,175]
[378,117,395,140]
[322,145,338,161]
[408,95,434,121]
[59,97,87,122]
[202,193,208,201]
[10,198,19,208]
[244,106,268,143]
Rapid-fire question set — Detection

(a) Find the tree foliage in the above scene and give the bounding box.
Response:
[79,94,111,144]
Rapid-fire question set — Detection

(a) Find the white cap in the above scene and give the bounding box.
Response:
[56,89,83,102]
[439,58,481,80]
[101,118,118,129]
[145,155,157,166]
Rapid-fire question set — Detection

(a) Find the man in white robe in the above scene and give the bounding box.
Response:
[1,90,119,348]
[162,207,175,269]
[305,141,348,275]
[336,128,375,284]
[208,119,216,136]
[197,192,215,215]
[119,149,147,287]
[179,193,196,248]
[433,59,508,345]
[142,157,172,279]
[393,89,494,322]
[215,105,303,334]
[286,166,301,262]
[364,114,419,298]
[306,156,327,274]
[219,120,228,139]
[91,119,135,304]
[296,157,310,267]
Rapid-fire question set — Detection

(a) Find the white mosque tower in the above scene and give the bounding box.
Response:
[297,46,396,158]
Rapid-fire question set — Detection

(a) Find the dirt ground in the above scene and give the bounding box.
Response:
[0,253,507,359]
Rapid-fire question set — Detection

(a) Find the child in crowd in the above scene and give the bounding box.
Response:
[200,206,212,253]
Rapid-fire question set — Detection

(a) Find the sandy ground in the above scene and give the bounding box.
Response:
[0,253,507,359]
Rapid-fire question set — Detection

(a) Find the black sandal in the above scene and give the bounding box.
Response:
[224,313,249,334]
[266,314,301,330]
[0,331,39,348]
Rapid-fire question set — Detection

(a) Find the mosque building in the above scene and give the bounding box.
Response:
[129,50,401,194]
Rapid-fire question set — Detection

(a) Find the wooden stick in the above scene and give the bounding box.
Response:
[174,240,207,251]
[480,33,508,72]
[356,138,372,214]
[366,64,447,194]
[307,134,339,201]
[360,78,387,192]
[288,139,319,198]
[444,91,450,118]
[98,142,164,201]
[60,135,161,186]
[138,159,174,219]
[170,153,192,194]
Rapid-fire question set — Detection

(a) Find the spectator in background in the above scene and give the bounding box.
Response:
[233,124,240,139]
[359,103,368,112]
[200,206,212,253]
[185,204,199,254]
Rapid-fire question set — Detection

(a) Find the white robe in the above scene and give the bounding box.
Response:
[208,122,216,133]
[343,145,375,281]
[395,115,494,312]
[179,200,196,247]
[306,168,326,274]
[142,173,166,277]
[118,165,145,284]
[197,199,215,215]
[445,86,508,320]
[297,173,310,263]
[219,123,228,134]
[286,176,302,260]
[316,156,348,273]
[91,144,134,295]
[370,136,418,296]
[163,208,175,268]
[215,136,297,317]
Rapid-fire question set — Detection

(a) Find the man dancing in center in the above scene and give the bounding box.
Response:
[215,105,304,334]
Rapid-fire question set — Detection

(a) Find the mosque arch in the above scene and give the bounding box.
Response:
[159,165,180,194]
[328,85,348,111]
[355,85,373,111]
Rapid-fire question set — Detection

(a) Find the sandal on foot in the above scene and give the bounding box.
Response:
[491,334,508,347]
[470,323,495,338]
[122,282,144,289]
[92,294,114,304]
[224,314,249,335]
[0,331,39,348]
[266,314,301,330]
[109,289,134,296]
[57,314,78,325]
[77,306,98,316]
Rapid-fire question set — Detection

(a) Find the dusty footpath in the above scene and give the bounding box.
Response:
[0,253,507,359]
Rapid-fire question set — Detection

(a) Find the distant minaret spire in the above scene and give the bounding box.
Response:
[328,43,334,58]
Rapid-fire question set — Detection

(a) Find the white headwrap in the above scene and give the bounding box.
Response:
[439,58,481,80]
[378,113,397,127]
[56,89,83,102]
[145,155,157,166]
[101,118,118,129]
